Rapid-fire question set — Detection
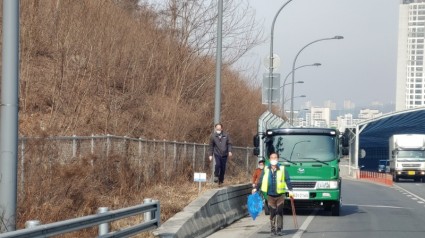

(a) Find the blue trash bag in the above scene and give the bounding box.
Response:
[247,192,263,220]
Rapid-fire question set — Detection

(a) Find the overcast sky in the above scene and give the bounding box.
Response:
[239,0,400,110]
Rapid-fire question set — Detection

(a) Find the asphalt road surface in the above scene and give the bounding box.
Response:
[207,178,425,238]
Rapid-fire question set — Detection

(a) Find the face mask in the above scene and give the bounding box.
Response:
[270,160,278,166]
[259,165,264,169]
[216,130,222,134]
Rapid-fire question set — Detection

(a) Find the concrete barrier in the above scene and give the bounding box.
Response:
[153,184,251,238]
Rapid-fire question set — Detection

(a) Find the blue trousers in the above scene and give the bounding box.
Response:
[214,154,228,183]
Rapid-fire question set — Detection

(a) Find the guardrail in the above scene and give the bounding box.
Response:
[357,170,393,186]
[0,199,160,238]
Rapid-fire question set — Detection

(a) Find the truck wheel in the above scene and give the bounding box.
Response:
[331,202,340,216]
[393,173,399,182]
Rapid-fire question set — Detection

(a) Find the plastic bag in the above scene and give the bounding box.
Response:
[247,192,263,220]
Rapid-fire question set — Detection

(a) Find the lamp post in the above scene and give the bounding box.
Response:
[283,95,306,111]
[281,63,320,114]
[268,0,295,111]
[289,36,343,125]
[280,81,304,114]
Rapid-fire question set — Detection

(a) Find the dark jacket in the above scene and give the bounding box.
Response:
[256,164,292,196]
[209,131,232,157]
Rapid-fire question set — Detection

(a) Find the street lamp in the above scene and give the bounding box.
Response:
[289,36,343,125]
[283,63,321,86]
[268,0,296,111]
[280,81,304,114]
[282,95,306,121]
[281,62,320,114]
[283,94,306,105]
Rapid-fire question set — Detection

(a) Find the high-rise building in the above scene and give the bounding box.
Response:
[396,0,425,110]
[310,107,331,127]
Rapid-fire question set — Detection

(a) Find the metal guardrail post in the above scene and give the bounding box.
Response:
[25,220,41,229]
[143,198,153,221]
[97,207,109,236]
[153,199,160,226]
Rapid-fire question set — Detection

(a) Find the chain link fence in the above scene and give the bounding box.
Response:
[18,135,258,194]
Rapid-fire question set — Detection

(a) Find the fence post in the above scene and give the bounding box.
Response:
[184,141,187,161]
[20,139,25,197]
[106,134,111,157]
[192,144,196,170]
[143,198,153,221]
[91,134,95,155]
[173,141,177,170]
[91,134,95,167]
[203,144,206,170]
[163,139,166,175]
[97,207,109,235]
[72,135,77,158]
[246,147,249,178]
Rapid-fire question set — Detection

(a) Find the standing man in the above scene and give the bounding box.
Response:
[252,152,293,236]
[209,123,232,186]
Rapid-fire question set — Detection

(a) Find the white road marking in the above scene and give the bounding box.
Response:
[394,184,425,203]
[291,209,318,238]
[343,204,406,209]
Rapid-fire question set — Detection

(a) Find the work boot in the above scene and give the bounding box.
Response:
[213,177,219,183]
[276,228,284,236]
[270,220,277,236]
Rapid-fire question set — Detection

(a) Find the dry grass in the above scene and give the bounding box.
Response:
[18,154,250,237]
[3,0,275,236]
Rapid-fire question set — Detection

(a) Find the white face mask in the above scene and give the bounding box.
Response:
[216,130,222,134]
[259,165,264,169]
[270,160,278,166]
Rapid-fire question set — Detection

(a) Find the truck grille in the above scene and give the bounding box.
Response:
[292,181,316,188]
[402,164,421,168]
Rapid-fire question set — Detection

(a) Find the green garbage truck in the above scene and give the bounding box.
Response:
[253,112,348,216]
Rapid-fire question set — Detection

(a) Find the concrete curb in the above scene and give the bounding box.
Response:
[152,184,252,238]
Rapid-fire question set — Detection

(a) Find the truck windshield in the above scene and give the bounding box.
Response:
[397,150,425,160]
[266,135,337,162]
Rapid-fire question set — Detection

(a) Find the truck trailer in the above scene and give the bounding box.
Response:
[389,134,425,182]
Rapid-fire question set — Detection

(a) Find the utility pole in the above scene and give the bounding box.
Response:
[0,0,20,232]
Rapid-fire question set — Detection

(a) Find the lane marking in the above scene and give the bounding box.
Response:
[394,184,425,203]
[343,204,405,209]
[291,209,318,238]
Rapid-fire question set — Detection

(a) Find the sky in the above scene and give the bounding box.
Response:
[238,0,400,110]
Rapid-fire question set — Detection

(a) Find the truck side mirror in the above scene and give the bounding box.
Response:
[341,147,349,156]
[253,134,260,147]
[253,147,260,156]
[341,135,349,147]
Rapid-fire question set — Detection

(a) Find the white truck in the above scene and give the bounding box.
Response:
[389,134,425,182]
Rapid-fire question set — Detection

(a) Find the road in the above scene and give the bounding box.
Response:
[207,178,425,238]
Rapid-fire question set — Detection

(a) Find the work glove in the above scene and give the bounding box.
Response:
[288,190,294,198]
[251,188,257,194]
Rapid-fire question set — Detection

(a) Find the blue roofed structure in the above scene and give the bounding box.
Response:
[347,107,425,173]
